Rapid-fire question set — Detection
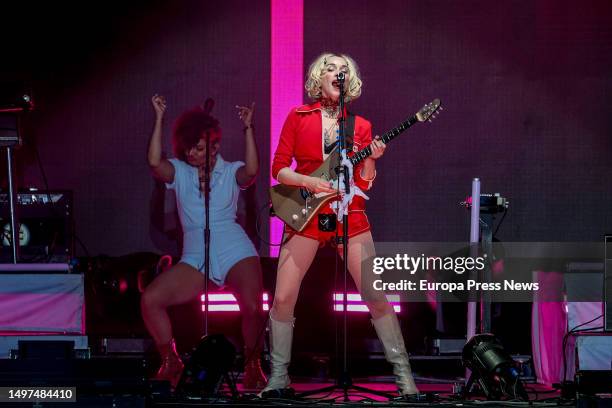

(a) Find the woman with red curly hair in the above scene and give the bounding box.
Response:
[143,95,266,391]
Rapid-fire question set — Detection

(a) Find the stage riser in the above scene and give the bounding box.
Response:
[0,358,148,393]
[575,336,612,371]
[0,269,84,334]
[0,335,88,359]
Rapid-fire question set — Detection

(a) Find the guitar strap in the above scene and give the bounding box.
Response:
[344,112,355,151]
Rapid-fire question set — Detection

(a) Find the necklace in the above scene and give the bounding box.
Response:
[321,100,339,119]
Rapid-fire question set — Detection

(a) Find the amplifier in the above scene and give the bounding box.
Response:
[0,336,88,359]
[101,338,155,355]
[428,337,466,355]
[0,190,73,263]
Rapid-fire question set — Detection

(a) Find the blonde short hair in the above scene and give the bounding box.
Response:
[305,52,363,103]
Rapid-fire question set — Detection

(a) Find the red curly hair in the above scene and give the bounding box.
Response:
[172,99,221,162]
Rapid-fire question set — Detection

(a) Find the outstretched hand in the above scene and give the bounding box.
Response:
[236,102,255,127]
[152,94,167,120]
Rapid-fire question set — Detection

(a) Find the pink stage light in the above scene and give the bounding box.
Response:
[201,292,270,312]
[199,292,400,313]
[334,304,402,313]
[205,304,241,312]
[269,0,303,257]
[333,292,401,313]
[201,293,236,302]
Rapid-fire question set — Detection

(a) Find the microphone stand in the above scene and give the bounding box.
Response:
[195,131,238,398]
[202,131,211,336]
[3,143,20,263]
[1,104,28,264]
[299,73,393,401]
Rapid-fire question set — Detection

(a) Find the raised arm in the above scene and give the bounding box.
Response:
[235,102,259,188]
[147,94,175,183]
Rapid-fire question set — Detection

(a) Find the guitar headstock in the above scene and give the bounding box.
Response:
[415,99,442,122]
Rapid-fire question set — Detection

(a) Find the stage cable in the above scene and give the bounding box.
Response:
[561,313,603,385]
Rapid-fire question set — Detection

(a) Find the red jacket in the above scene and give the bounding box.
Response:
[272,101,375,238]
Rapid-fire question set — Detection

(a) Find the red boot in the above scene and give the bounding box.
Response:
[242,349,267,391]
[154,339,184,390]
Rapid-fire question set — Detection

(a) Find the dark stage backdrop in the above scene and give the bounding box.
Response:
[305,0,612,244]
[2,0,612,259]
[1,0,271,257]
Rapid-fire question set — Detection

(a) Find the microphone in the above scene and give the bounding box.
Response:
[337,72,345,82]
[21,94,33,111]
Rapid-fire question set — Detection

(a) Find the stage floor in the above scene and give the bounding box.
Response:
[149,378,568,407]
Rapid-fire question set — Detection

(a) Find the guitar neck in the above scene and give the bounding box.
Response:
[349,115,418,166]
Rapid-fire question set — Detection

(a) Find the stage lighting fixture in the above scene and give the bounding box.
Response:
[180,334,237,396]
[462,334,528,400]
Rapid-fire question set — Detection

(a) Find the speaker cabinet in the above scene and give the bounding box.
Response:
[0,191,73,262]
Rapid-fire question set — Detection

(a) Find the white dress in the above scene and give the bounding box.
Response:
[165,155,258,285]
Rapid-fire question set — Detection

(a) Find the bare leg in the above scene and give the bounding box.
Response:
[140,262,205,389]
[225,256,265,354]
[338,230,394,319]
[225,256,267,389]
[141,262,206,345]
[339,231,418,395]
[271,234,320,322]
[261,234,320,394]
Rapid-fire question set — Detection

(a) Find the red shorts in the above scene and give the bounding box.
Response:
[284,209,370,246]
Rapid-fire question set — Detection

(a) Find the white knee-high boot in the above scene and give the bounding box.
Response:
[260,315,294,394]
[372,313,419,396]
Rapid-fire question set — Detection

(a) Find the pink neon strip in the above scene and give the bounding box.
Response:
[201,305,272,313]
[334,304,402,313]
[201,293,270,302]
[202,305,241,312]
[333,293,401,303]
[333,292,401,313]
[200,292,271,312]
[201,293,237,302]
[270,0,303,257]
